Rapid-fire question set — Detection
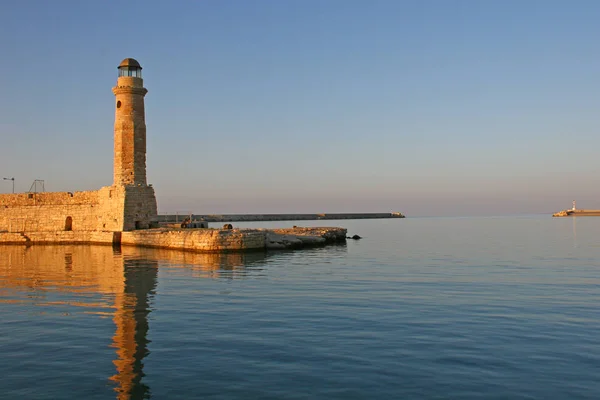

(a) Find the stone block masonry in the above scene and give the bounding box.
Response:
[0,227,347,253]
[0,185,157,233]
[0,231,115,245]
[120,185,158,230]
[121,229,267,252]
[0,191,101,232]
[120,227,347,252]
[113,76,148,187]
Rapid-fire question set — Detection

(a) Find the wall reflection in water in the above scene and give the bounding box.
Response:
[0,245,270,399]
[130,246,268,280]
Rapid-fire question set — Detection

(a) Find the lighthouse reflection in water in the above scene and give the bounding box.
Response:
[0,245,264,399]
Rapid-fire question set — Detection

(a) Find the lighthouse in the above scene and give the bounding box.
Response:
[107,58,157,231]
[113,58,148,186]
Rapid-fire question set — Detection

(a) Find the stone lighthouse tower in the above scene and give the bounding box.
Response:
[113,58,148,186]
[106,58,157,231]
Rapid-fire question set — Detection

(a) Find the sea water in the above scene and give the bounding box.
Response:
[0,215,599,399]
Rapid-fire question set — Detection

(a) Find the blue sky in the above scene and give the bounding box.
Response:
[1,0,599,216]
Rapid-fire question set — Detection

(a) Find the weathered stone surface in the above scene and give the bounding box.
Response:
[264,227,346,250]
[121,228,266,252]
[265,232,305,249]
[113,75,148,187]
[0,185,157,232]
[120,227,346,252]
[270,227,348,243]
[1,227,346,252]
[0,233,29,244]
[294,235,327,245]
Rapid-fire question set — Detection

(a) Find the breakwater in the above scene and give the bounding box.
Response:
[157,212,405,223]
[0,227,347,252]
[553,209,600,217]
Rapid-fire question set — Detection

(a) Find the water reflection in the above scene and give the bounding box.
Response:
[0,245,271,399]
[572,216,577,248]
[110,250,156,400]
[129,247,268,279]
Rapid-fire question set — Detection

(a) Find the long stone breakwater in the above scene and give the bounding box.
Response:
[157,212,405,223]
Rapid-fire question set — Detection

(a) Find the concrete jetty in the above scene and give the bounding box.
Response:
[158,212,405,223]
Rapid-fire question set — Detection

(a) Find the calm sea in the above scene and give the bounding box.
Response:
[0,216,599,399]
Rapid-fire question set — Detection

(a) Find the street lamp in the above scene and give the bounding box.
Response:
[3,177,14,193]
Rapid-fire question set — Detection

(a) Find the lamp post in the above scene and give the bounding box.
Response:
[3,177,15,193]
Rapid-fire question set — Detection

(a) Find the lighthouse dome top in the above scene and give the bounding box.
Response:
[118,58,142,69]
[118,58,142,78]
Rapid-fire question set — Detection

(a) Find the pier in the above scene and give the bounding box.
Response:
[552,209,600,217]
[553,200,600,217]
[157,212,405,223]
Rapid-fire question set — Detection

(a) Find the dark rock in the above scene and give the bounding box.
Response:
[351,234,362,240]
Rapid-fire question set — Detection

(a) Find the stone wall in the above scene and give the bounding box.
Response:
[122,185,158,230]
[0,191,101,232]
[0,191,100,207]
[0,233,28,243]
[0,184,157,233]
[120,229,266,252]
[0,231,115,244]
[0,226,346,252]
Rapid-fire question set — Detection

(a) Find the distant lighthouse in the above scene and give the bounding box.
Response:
[113,58,148,186]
